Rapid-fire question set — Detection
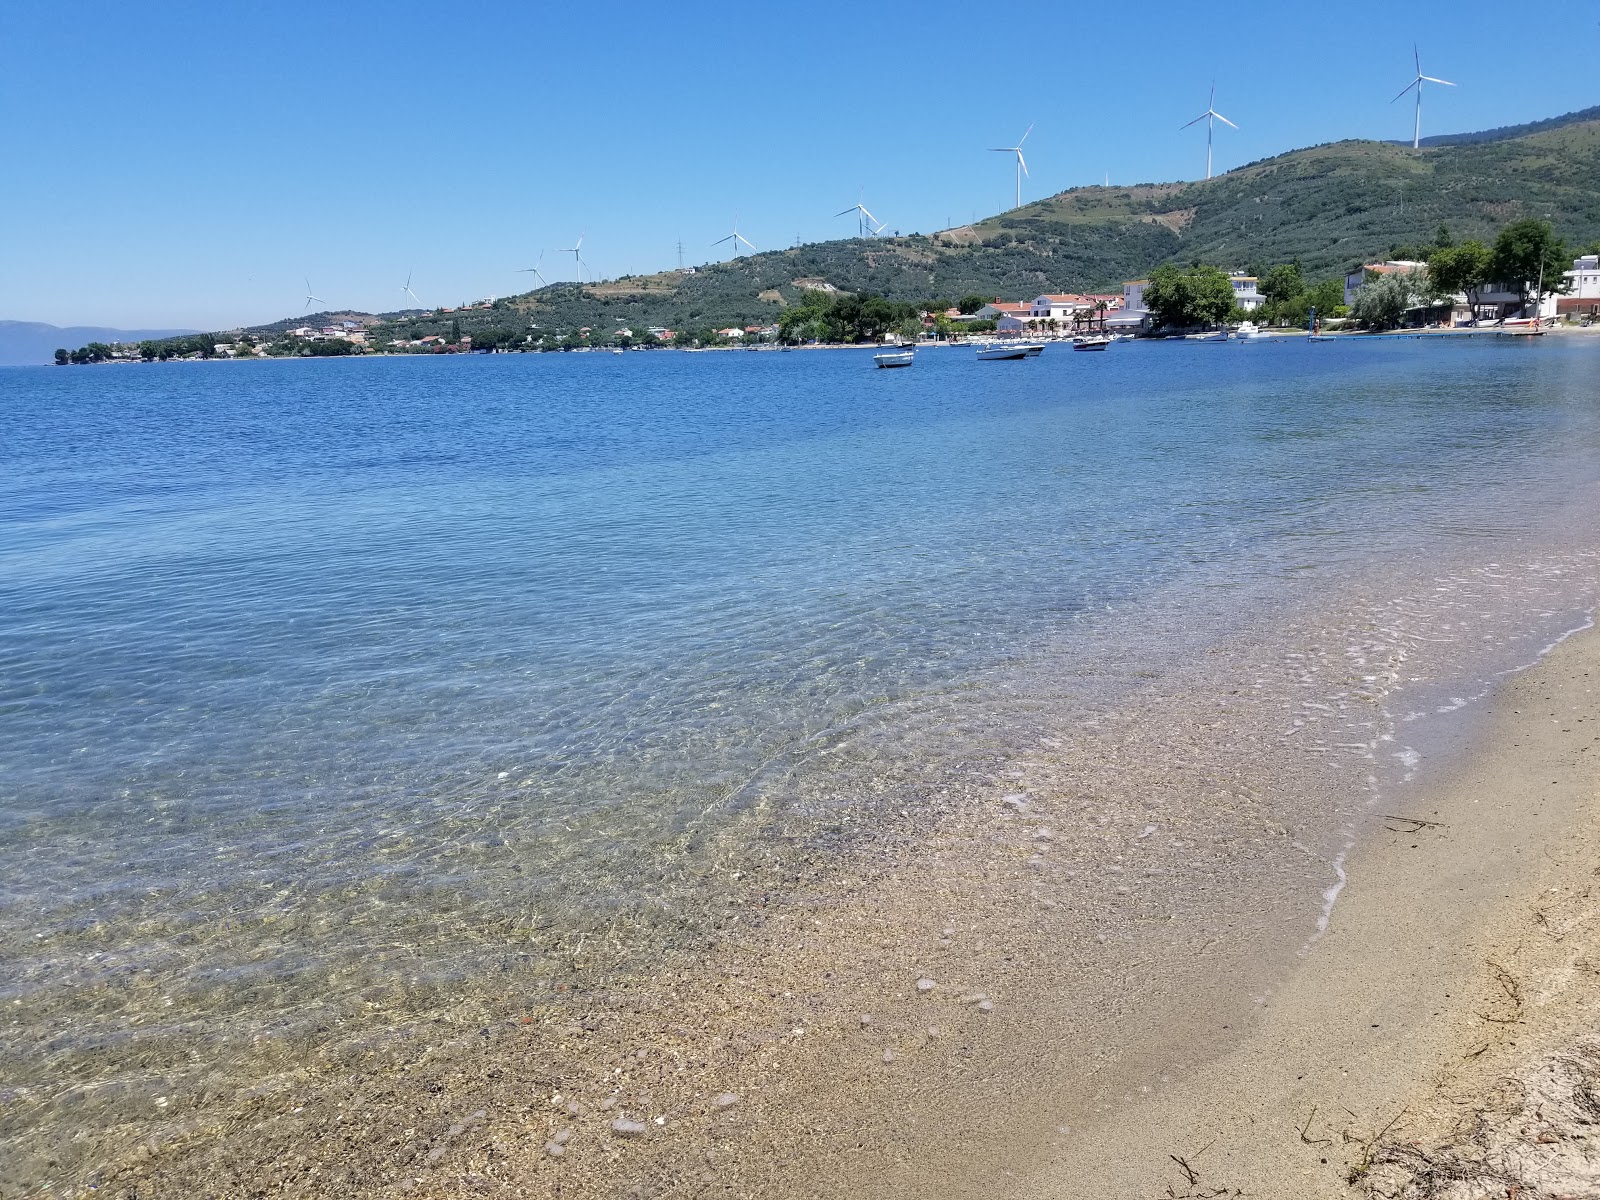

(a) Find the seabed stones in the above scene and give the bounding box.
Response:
[611,1118,649,1137]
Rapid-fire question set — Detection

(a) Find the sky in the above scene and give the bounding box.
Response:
[2,0,1596,329]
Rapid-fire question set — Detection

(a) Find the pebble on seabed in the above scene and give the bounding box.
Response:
[978,1000,995,1013]
[612,1118,648,1137]
[713,1092,739,1109]
[915,977,936,992]
[882,1048,896,1063]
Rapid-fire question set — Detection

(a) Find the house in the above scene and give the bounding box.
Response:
[974,300,1030,322]
[1343,261,1426,309]
[1229,273,1264,311]
[1029,293,1092,320]
[717,328,744,339]
[1558,253,1600,321]
[1109,281,1151,331]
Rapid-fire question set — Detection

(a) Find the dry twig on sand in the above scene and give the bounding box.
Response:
[1475,963,1524,1026]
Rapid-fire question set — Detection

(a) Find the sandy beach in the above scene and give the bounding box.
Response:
[81,551,1600,1200]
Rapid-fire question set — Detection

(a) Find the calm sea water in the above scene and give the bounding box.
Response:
[3,338,1600,1177]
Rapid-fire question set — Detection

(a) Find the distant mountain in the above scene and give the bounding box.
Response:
[0,321,198,366]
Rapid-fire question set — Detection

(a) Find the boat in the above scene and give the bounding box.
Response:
[1071,335,1111,351]
[1231,322,1267,341]
[1188,330,1230,342]
[1022,343,1045,356]
[874,348,916,368]
[975,343,1032,361]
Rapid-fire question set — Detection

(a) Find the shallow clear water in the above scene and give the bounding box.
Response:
[3,338,1600,1175]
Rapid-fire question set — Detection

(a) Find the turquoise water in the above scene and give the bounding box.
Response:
[3,339,1600,1180]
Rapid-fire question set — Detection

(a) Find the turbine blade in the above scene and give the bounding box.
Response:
[987,147,1013,152]
[1214,112,1237,128]
[737,234,757,249]
[711,234,732,245]
[1017,151,1029,177]
[835,206,859,217]
[1414,44,1421,75]
[1391,79,1419,102]
[1018,123,1033,144]
[1180,113,1209,128]
[1421,75,1455,86]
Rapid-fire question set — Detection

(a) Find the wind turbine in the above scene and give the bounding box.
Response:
[557,235,586,283]
[400,270,422,308]
[303,278,324,311]
[1180,84,1236,180]
[835,191,881,238]
[988,125,1032,209]
[711,215,757,259]
[517,252,549,286]
[1392,45,1455,149]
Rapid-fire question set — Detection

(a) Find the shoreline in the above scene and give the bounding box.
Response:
[1007,619,1600,1198]
[69,544,1600,1199]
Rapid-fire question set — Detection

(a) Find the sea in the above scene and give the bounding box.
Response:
[3,337,1599,1194]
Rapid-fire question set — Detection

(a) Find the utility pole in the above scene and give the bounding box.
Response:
[676,240,684,270]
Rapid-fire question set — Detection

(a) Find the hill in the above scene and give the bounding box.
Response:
[372,106,1600,345]
[0,320,197,366]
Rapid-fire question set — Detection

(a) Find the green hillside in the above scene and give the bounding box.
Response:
[375,107,1600,345]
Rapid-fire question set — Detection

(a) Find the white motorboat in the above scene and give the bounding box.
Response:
[874,348,916,368]
[1071,335,1111,351]
[1189,329,1229,342]
[976,343,1032,361]
[1231,322,1267,341]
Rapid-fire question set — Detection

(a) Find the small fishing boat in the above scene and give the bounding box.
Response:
[975,342,1032,361]
[874,348,916,368]
[1188,329,1229,342]
[1230,322,1267,341]
[1071,335,1111,352]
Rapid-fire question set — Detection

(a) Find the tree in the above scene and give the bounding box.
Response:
[1427,240,1491,313]
[957,295,992,315]
[1142,264,1237,330]
[1350,271,1423,330]
[449,317,463,344]
[1489,219,1569,308]
[54,348,69,365]
[1259,263,1305,305]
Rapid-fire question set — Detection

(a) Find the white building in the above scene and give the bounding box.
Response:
[1229,273,1263,311]
[1558,254,1600,321]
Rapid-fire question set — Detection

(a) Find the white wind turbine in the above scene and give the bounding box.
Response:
[517,252,549,286]
[711,215,757,259]
[1180,84,1237,180]
[303,278,325,311]
[1392,45,1455,149]
[988,124,1032,209]
[557,234,586,283]
[835,191,882,238]
[400,270,422,308]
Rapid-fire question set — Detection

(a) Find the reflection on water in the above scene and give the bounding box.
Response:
[2,338,1599,1184]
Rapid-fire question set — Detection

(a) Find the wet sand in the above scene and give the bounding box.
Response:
[1006,623,1600,1198]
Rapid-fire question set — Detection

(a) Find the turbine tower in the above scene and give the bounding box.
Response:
[1180,84,1236,180]
[988,125,1032,209]
[835,190,881,238]
[1392,46,1455,149]
[557,234,586,283]
[712,215,757,259]
[303,278,324,311]
[517,252,548,286]
[400,270,422,308]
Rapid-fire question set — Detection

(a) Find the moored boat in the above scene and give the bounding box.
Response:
[874,348,916,368]
[1071,335,1111,351]
[975,343,1032,361]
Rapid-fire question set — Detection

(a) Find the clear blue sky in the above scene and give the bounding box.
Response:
[3,0,1595,329]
